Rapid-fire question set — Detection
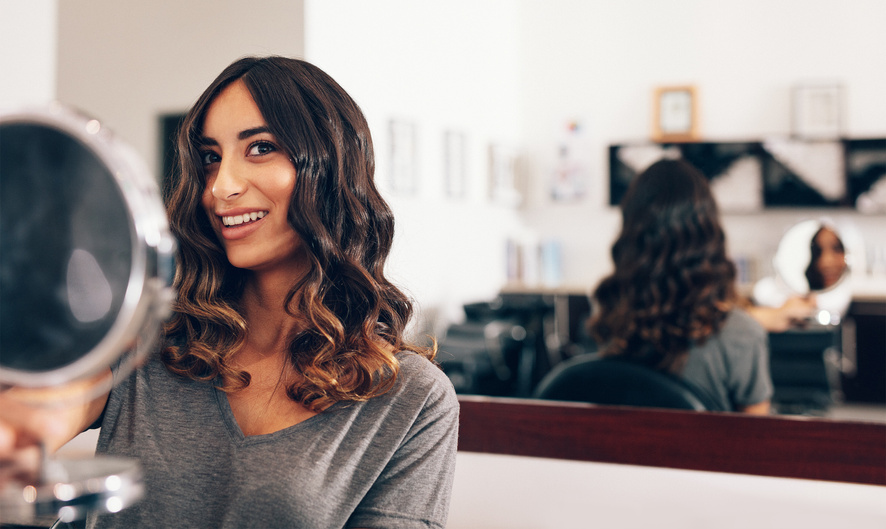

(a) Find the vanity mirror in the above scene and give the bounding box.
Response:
[0,104,176,524]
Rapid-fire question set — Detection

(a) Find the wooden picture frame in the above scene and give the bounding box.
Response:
[652,85,698,142]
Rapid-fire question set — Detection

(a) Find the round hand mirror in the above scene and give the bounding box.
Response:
[772,220,849,295]
[0,103,176,523]
[758,219,855,323]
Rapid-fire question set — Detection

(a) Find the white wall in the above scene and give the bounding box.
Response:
[517,0,886,290]
[55,0,305,177]
[0,0,57,106]
[305,0,527,332]
[449,452,886,529]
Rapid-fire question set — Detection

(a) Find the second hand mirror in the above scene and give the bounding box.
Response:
[755,219,856,324]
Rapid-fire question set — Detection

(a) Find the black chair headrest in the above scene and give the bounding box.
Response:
[533,355,722,412]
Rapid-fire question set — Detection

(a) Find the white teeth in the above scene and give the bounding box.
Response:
[222,211,267,226]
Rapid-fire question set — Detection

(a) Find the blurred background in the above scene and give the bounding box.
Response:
[2,0,884,407]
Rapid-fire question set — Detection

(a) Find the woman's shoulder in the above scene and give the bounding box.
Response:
[393,352,458,405]
[719,307,768,343]
[395,352,455,386]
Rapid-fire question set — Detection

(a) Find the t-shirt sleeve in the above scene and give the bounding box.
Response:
[728,313,774,407]
[346,365,460,529]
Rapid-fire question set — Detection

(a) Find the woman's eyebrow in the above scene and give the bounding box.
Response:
[197,126,271,147]
[238,126,271,140]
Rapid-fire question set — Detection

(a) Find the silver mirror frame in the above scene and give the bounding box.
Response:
[0,103,176,388]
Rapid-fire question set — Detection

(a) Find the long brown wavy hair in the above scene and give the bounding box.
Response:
[589,159,736,372]
[162,56,433,411]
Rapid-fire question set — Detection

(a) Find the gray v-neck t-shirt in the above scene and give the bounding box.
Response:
[90,351,459,529]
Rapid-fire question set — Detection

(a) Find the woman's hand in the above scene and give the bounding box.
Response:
[0,371,110,487]
[746,296,817,332]
[778,295,818,326]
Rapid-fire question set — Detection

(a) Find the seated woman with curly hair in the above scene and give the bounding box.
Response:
[589,159,772,414]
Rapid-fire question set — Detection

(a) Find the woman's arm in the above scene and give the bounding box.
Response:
[745,296,817,332]
[738,400,771,415]
[0,369,110,484]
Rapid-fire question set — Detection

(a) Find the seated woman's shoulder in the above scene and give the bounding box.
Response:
[396,351,452,383]
[395,352,458,401]
[723,307,768,339]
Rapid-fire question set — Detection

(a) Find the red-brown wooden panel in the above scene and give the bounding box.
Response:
[457,396,886,486]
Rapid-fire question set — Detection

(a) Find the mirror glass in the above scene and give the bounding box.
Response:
[0,120,133,374]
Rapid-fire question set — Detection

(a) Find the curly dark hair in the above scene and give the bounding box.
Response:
[161,56,433,411]
[589,159,736,372]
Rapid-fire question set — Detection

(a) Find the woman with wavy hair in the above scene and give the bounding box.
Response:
[589,159,772,414]
[0,56,459,529]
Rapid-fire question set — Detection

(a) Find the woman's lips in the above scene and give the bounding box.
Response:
[222,211,267,226]
[218,212,267,240]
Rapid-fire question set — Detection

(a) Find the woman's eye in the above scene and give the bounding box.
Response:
[200,151,220,166]
[247,141,277,157]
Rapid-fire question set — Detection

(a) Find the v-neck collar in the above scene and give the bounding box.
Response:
[213,385,339,445]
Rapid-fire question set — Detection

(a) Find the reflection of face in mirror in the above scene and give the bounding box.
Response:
[805,227,847,291]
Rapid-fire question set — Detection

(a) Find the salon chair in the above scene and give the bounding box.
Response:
[532,354,723,411]
[768,326,842,415]
[436,317,526,397]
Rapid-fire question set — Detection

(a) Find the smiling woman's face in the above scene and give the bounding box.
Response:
[198,79,303,274]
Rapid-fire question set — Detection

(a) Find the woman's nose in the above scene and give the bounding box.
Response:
[820,250,845,269]
[210,158,247,200]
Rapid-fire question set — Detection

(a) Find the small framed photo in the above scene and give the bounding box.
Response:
[389,119,418,194]
[488,143,521,206]
[792,84,843,140]
[653,86,698,142]
[443,130,467,199]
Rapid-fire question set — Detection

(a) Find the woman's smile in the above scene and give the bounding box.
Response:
[222,210,268,227]
[216,210,268,240]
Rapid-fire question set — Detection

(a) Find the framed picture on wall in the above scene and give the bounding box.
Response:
[444,130,467,199]
[792,83,843,140]
[488,143,521,206]
[389,119,418,194]
[652,85,698,142]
